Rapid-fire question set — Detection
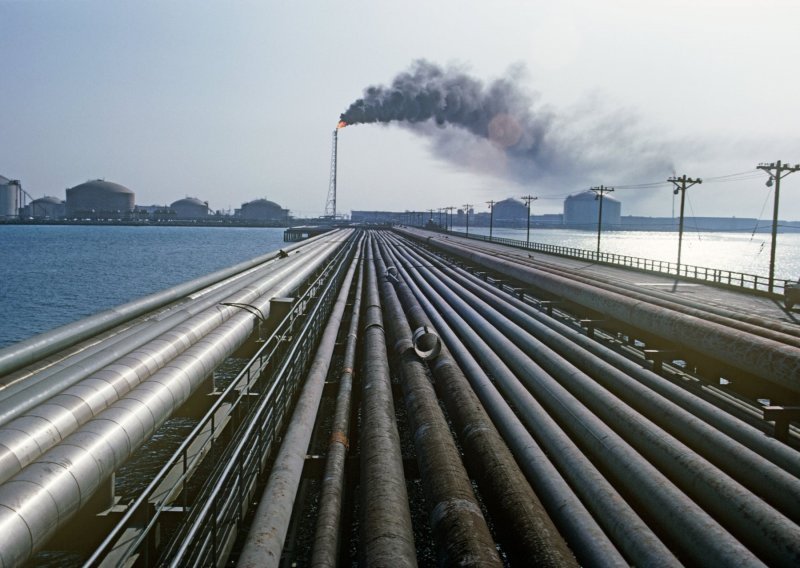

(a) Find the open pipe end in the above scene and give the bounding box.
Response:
[412,326,442,360]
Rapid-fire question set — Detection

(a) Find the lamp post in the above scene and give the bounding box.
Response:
[668,175,702,277]
[521,195,537,246]
[486,200,495,239]
[463,204,473,236]
[589,186,614,256]
[757,160,800,293]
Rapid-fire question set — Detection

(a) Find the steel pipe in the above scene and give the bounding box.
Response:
[237,236,361,567]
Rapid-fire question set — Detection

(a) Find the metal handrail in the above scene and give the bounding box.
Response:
[84,234,356,567]
[451,231,790,296]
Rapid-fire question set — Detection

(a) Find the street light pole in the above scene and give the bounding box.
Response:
[668,175,702,277]
[463,204,473,236]
[486,200,495,239]
[589,186,614,256]
[757,160,800,293]
[521,194,537,246]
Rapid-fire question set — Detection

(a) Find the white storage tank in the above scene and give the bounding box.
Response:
[0,176,22,219]
[65,179,135,219]
[564,191,621,228]
[170,197,209,220]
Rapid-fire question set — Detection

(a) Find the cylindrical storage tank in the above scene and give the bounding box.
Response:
[493,198,528,226]
[27,196,66,219]
[170,197,209,220]
[563,191,621,228]
[239,198,288,222]
[65,180,135,220]
[0,176,21,219]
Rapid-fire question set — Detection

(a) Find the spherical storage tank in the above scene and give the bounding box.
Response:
[171,197,209,220]
[564,190,621,228]
[239,198,288,221]
[65,179,135,219]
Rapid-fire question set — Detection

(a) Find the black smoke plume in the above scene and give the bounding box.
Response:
[340,60,672,190]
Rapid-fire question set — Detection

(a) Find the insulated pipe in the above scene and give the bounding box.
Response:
[0,231,330,378]
[404,236,800,491]
[373,241,502,567]
[396,239,800,565]
[358,236,416,567]
[0,232,353,568]
[237,237,360,567]
[311,241,365,568]
[409,232,800,393]
[0,243,319,425]
[0,236,333,403]
[384,236,679,567]
[0,237,345,487]
[390,236,765,567]
[377,237,596,566]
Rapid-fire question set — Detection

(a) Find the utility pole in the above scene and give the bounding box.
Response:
[521,194,537,246]
[445,206,456,231]
[757,160,800,293]
[590,186,614,255]
[486,200,495,239]
[463,204,473,236]
[668,175,702,277]
[427,208,435,227]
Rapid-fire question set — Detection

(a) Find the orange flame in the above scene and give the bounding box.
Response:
[337,120,347,129]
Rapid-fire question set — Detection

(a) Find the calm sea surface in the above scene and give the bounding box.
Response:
[2,224,800,349]
[0,225,287,348]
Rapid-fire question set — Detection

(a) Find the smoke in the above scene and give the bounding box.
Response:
[340,60,673,191]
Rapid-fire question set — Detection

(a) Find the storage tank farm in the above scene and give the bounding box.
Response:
[0,175,23,219]
[65,179,135,220]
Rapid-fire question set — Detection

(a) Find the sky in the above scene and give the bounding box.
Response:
[2,0,800,220]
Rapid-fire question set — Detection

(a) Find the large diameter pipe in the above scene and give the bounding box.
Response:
[387,236,679,567]
[394,240,763,567]
[378,237,588,567]
[0,232,331,378]
[358,236,416,567]
[311,241,365,567]
[237,239,360,567]
[423,245,800,511]
[0,238,344,486]
[407,242,800,565]
[411,231,800,392]
[0,233,351,567]
[374,241,502,567]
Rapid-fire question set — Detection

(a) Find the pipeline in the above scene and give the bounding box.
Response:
[393,235,800,565]
[310,240,365,567]
[358,235,416,567]
[404,236,800,491]
[382,234,680,567]
[376,237,592,566]
[237,234,361,567]
[0,232,327,378]
[373,239,502,567]
[406,231,800,393]
[0,236,345,487]
[0,231,352,567]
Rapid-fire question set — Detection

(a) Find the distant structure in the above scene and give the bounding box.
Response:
[65,180,135,220]
[492,198,528,226]
[22,196,65,219]
[239,198,288,222]
[170,197,209,220]
[564,191,621,228]
[0,175,23,219]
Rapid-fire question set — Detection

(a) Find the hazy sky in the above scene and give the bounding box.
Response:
[2,0,799,219]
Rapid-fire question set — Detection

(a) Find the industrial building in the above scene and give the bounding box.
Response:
[21,196,65,219]
[65,179,135,220]
[0,175,23,219]
[563,190,621,228]
[170,197,210,220]
[239,198,288,222]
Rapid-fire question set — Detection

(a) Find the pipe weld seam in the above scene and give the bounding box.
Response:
[329,431,350,450]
